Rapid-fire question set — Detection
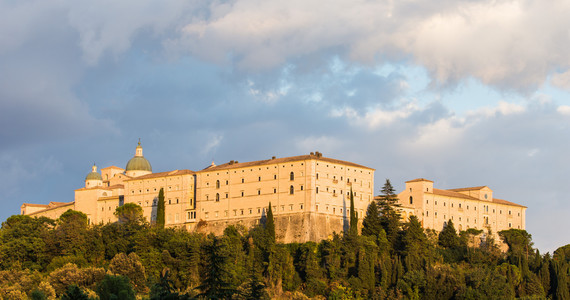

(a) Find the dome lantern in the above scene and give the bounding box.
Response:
[125,140,152,177]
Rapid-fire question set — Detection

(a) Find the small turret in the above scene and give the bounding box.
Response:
[85,164,103,188]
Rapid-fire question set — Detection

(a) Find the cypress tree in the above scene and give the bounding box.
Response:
[349,188,358,237]
[156,188,165,228]
[266,202,275,243]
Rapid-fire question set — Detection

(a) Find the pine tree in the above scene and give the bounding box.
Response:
[438,220,460,249]
[377,179,401,247]
[361,201,382,239]
[156,188,165,228]
[243,239,269,300]
[197,237,236,299]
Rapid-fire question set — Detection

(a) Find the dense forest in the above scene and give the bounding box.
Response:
[0,182,569,299]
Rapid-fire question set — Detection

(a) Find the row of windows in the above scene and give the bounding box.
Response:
[315,204,362,216]
[210,185,304,201]
[424,199,519,216]
[212,172,297,188]
[317,163,372,174]
[206,163,306,177]
[130,185,187,195]
[203,204,306,218]
[426,213,521,229]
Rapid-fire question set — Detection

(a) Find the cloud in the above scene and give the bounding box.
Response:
[166,0,570,92]
[557,105,570,116]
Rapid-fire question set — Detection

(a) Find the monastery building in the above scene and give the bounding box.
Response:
[21,142,375,243]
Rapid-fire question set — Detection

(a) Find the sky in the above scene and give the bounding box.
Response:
[1,0,569,253]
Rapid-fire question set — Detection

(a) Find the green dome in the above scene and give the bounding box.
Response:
[85,171,102,181]
[126,156,152,172]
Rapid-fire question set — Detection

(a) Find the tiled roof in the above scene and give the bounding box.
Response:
[406,178,434,183]
[201,155,374,172]
[102,184,124,190]
[124,169,195,181]
[101,166,124,170]
[493,198,527,208]
[430,189,526,208]
[75,184,124,191]
[432,188,479,200]
[21,203,49,207]
[27,202,74,215]
[448,186,488,192]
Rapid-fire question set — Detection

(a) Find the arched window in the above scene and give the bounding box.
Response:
[316,173,319,179]
[290,185,294,195]
[216,180,220,189]
[290,172,294,181]
[409,196,413,204]
[216,193,220,202]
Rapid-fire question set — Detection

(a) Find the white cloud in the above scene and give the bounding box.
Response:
[202,134,223,155]
[167,0,570,92]
[557,105,570,116]
[468,101,526,118]
[551,71,570,91]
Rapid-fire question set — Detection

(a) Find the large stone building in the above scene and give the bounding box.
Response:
[396,178,526,238]
[21,142,375,243]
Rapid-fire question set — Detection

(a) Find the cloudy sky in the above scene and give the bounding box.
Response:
[1,0,569,252]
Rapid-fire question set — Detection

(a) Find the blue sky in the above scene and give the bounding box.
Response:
[1,0,570,253]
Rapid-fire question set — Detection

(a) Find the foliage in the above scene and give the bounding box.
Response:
[361,201,381,240]
[377,179,401,248]
[60,284,90,300]
[96,275,136,300]
[114,203,147,226]
[196,236,237,299]
[438,220,460,249]
[0,211,567,299]
[266,202,275,243]
[108,252,147,293]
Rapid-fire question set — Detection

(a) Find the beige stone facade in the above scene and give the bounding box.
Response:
[21,144,374,243]
[397,178,526,238]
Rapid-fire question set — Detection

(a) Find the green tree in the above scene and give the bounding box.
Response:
[30,289,47,300]
[150,269,190,300]
[361,201,382,240]
[60,284,89,300]
[96,275,136,300]
[55,210,90,257]
[114,203,146,226]
[0,215,54,269]
[265,202,275,243]
[197,236,236,299]
[242,239,269,300]
[438,220,460,249]
[499,229,534,265]
[349,188,358,237]
[156,188,166,228]
[552,260,569,300]
[108,252,147,293]
[377,179,401,248]
[400,215,428,271]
